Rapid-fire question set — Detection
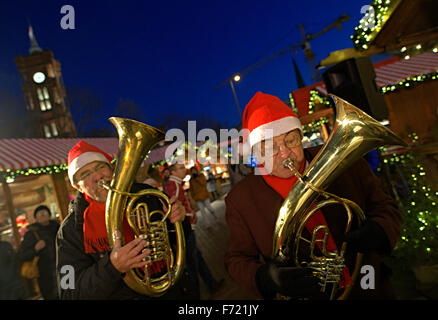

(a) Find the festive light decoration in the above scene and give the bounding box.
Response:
[302,118,329,134]
[288,93,299,116]
[0,164,68,180]
[351,0,401,51]
[308,89,331,114]
[379,134,438,264]
[380,69,438,94]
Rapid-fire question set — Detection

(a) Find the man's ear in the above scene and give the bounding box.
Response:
[71,181,82,193]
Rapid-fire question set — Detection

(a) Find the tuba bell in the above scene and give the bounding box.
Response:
[272,95,407,299]
[103,117,186,297]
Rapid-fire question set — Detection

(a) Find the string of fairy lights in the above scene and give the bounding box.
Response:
[351,0,400,51]
[308,89,331,114]
[0,164,68,181]
[380,70,438,94]
[379,134,438,260]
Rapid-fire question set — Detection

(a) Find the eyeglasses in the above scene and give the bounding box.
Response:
[259,131,302,157]
[76,163,109,183]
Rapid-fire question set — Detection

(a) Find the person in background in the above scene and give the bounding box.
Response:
[17,205,60,300]
[165,163,224,299]
[162,167,171,185]
[227,164,250,187]
[206,170,220,201]
[0,240,26,299]
[136,163,163,190]
[189,167,216,219]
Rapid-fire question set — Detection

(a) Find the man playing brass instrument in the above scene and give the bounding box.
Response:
[56,141,196,299]
[224,92,402,299]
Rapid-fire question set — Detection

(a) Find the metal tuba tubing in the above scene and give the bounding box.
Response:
[105,117,185,297]
[272,95,407,299]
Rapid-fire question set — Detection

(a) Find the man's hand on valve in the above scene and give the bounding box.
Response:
[110,229,151,273]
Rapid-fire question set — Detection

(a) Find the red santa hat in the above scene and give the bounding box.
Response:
[242,91,302,147]
[68,140,112,185]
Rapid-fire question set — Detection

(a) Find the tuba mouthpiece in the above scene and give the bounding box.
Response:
[283,158,294,169]
[98,179,110,190]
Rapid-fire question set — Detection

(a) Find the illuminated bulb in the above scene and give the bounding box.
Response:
[433,48,438,53]
[233,74,241,82]
[416,44,422,49]
[400,46,407,52]
[404,55,410,60]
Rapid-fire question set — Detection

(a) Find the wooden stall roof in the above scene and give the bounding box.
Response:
[319,0,438,67]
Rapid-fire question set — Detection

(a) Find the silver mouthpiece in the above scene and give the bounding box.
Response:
[283,158,294,169]
[98,179,110,190]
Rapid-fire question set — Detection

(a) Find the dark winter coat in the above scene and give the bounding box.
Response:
[0,241,26,299]
[16,219,60,299]
[56,183,196,300]
[224,146,403,299]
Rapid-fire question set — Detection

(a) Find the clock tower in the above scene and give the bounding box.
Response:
[14,26,77,138]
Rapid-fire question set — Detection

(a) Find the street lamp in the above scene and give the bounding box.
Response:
[229,74,242,120]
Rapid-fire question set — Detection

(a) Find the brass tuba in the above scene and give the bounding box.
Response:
[103,117,186,297]
[272,95,406,299]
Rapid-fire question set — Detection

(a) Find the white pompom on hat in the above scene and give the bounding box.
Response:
[67,140,112,185]
[242,91,302,147]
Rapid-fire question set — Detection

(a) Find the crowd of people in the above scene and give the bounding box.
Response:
[0,91,403,301]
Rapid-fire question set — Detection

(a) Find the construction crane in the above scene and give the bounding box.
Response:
[215,14,350,92]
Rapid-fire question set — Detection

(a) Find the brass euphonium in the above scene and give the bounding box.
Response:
[272,95,406,300]
[103,117,185,297]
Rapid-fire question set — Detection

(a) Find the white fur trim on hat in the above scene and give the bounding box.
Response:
[248,116,302,147]
[68,152,110,185]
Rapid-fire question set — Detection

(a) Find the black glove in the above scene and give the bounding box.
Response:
[255,260,321,299]
[344,220,390,254]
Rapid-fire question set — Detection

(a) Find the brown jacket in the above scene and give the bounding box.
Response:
[224,147,402,299]
[189,174,210,202]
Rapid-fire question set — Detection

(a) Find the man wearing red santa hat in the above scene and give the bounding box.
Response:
[224,92,402,300]
[56,141,197,299]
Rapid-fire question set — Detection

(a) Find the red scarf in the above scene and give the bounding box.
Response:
[261,160,351,288]
[82,194,168,276]
[82,193,134,254]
